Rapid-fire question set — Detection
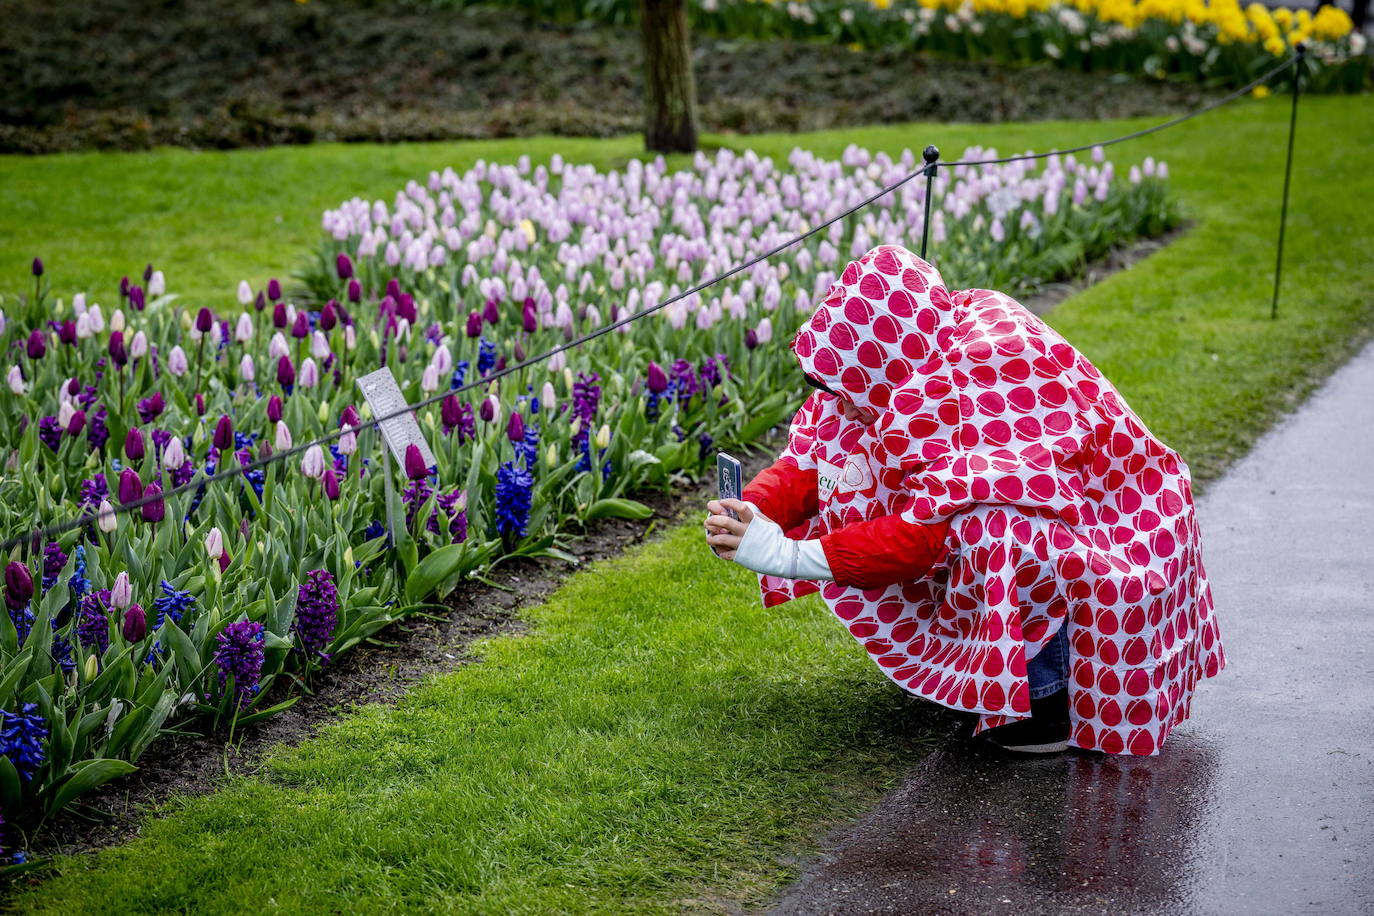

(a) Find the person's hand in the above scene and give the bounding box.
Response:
[704,498,756,561]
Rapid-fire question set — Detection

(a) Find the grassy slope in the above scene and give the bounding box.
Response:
[3,95,1373,912]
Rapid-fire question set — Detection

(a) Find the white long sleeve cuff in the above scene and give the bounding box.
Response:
[733,508,833,580]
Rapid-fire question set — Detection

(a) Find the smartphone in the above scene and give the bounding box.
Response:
[717,452,743,520]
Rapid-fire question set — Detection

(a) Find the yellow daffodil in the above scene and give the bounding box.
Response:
[1252,84,1272,98]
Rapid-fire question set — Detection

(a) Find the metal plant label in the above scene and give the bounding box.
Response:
[356,367,436,468]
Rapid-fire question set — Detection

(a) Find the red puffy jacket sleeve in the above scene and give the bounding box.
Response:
[742,458,819,533]
[743,457,950,589]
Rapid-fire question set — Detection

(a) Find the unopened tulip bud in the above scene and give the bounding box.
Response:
[205,526,224,559]
[4,561,33,610]
[546,443,558,466]
[26,329,46,360]
[67,409,86,437]
[97,499,118,533]
[277,355,295,389]
[235,313,254,343]
[141,482,165,522]
[300,444,326,479]
[646,361,668,393]
[274,420,292,451]
[119,467,143,504]
[268,395,283,423]
[84,653,99,680]
[167,345,189,376]
[595,423,611,449]
[347,278,361,302]
[344,325,357,350]
[124,428,145,461]
[31,257,44,278]
[322,468,341,501]
[336,252,354,279]
[195,307,214,333]
[507,412,525,442]
[214,415,234,452]
[404,443,428,480]
[122,604,146,642]
[291,311,309,340]
[111,571,132,609]
[267,277,282,301]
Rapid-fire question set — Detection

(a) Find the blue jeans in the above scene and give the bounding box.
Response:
[1027,622,1070,700]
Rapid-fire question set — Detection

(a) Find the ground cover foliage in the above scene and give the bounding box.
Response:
[1,94,1371,909]
[0,0,1228,154]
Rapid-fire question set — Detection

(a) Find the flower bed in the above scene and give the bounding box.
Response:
[0,143,1175,855]
[451,0,1369,92]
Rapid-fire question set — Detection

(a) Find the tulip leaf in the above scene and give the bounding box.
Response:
[45,758,138,819]
[405,543,466,603]
[584,498,654,521]
[235,696,299,727]
[0,756,20,813]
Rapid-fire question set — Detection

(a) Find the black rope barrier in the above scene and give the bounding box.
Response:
[0,51,1303,553]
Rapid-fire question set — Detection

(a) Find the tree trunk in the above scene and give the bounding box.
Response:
[639,0,698,154]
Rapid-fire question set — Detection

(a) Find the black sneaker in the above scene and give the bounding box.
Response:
[981,689,1070,754]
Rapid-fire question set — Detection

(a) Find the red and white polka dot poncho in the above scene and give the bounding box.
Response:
[760,244,1224,755]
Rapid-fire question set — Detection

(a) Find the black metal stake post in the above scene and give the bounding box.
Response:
[920,145,940,261]
[1272,44,1305,321]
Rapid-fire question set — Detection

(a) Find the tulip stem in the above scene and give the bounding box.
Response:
[194,333,206,397]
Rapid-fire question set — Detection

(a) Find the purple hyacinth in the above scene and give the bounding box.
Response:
[0,703,48,782]
[79,473,109,507]
[136,392,165,423]
[571,372,601,451]
[670,359,699,406]
[292,569,339,661]
[87,407,110,450]
[38,416,62,452]
[76,589,112,654]
[494,460,534,539]
[436,489,468,543]
[213,619,265,711]
[41,541,67,592]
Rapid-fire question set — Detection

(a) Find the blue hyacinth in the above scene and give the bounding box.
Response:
[494,461,534,538]
[152,580,196,630]
[450,359,470,390]
[477,338,496,376]
[0,703,48,781]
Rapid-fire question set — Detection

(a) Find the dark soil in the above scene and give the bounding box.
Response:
[0,0,1223,154]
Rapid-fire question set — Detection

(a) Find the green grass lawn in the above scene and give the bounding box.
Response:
[3,94,1373,912]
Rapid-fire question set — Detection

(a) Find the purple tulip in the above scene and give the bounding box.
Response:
[141,481,165,522]
[194,393,206,416]
[58,320,77,345]
[340,405,360,427]
[320,300,338,331]
[277,355,295,389]
[507,412,525,442]
[479,398,495,422]
[143,262,154,283]
[466,311,483,338]
[273,303,288,329]
[31,257,43,278]
[268,395,284,423]
[404,443,428,481]
[124,428,145,461]
[267,278,282,301]
[108,331,128,367]
[646,361,669,393]
[483,298,500,325]
[136,391,164,422]
[397,294,417,324]
[522,302,538,334]
[119,275,131,298]
[347,278,361,303]
[122,604,146,642]
[130,286,145,311]
[26,329,46,360]
[336,252,354,279]
[386,278,401,300]
[322,468,341,501]
[744,329,759,350]
[67,410,87,437]
[290,311,309,339]
[195,307,214,333]
[119,467,143,504]
[254,290,267,312]
[213,415,233,452]
[441,394,462,430]
[5,561,33,610]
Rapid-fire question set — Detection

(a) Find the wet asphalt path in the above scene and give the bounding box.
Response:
[771,341,1374,915]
